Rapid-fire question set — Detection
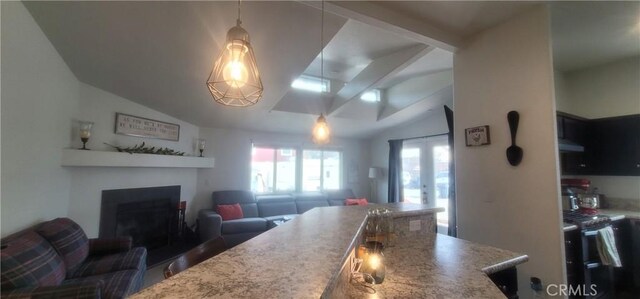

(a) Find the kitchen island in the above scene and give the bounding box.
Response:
[132,204,528,298]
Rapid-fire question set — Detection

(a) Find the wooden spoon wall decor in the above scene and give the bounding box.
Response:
[506,111,523,166]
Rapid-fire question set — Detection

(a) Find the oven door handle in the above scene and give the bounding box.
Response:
[583,230,598,237]
[585,262,601,269]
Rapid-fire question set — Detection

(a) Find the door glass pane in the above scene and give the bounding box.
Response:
[433,145,450,228]
[401,147,421,203]
[275,148,296,192]
[323,151,341,190]
[251,147,274,193]
[302,150,322,191]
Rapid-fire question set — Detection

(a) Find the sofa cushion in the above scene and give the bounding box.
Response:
[346,198,368,206]
[1,231,66,289]
[294,193,329,214]
[217,204,244,221]
[222,218,267,235]
[68,247,147,279]
[328,199,346,206]
[256,195,297,217]
[326,189,354,206]
[212,191,259,218]
[62,269,143,299]
[37,218,89,273]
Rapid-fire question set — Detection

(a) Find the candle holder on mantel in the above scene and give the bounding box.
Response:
[78,121,93,150]
[196,139,206,157]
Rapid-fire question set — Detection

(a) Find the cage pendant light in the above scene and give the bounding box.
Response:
[311,0,331,145]
[207,0,263,107]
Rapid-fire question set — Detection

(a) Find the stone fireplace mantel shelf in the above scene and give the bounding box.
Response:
[61,149,214,168]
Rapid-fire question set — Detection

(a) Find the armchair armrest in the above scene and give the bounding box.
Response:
[88,236,132,255]
[1,281,102,299]
[198,209,223,242]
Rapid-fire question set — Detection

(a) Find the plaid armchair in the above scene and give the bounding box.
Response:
[1,218,146,299]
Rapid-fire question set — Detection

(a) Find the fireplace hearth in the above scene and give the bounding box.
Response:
[100,186,197,267]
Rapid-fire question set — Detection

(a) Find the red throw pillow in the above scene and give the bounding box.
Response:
[345,198,368,206]
[217,204,244,221]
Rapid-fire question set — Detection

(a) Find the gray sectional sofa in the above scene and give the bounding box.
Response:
[198,189,355,247]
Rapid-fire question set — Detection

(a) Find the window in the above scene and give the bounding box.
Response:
[291,75,330,93]
[302,150,342,192]
[360,89,380,102]
[251,145,342,193]
[250,146,297,193]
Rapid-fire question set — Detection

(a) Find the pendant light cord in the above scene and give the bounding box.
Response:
[237,0,242,26]
[320,0,324,86]
[320,0,325,114]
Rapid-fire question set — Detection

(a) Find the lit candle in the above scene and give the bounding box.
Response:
[80,129,91,139]
[359,241,386,284]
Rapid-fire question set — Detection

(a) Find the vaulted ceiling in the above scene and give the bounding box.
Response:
[23,1,539,139]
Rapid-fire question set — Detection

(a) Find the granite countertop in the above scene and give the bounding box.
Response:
[599,208,640,221]
[346,234,528,298]
[131,204,442,299]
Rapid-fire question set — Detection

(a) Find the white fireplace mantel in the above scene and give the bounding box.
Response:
[61,149,214,168]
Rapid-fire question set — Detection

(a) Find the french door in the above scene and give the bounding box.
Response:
[401,136,450,233]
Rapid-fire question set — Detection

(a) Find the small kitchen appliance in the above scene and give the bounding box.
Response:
[561,179,590,211]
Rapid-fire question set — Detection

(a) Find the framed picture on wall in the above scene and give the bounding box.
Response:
[115,113,180,141]
[465,125,491,146]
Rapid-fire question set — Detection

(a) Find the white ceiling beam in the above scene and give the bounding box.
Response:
[300,1,462,52]
[328,44,434,116]
[378,70,453,120]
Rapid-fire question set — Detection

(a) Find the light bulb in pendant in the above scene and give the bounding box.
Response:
[312,114,331,145]
[222,42,249,88]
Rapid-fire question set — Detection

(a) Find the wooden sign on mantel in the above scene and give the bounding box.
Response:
[115,113,180,141]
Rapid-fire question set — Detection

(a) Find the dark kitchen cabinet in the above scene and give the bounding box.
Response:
[488,266,518,299]
[590,115,640,176]
[558,113,594,175]
[559,114,589,145]
[564,228,581,298]
[558,113,640,176]
[630,219,640,289]
[562,152,593,175]
[611,219,633,293]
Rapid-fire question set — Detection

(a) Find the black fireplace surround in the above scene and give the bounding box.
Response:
[100,186,180,251]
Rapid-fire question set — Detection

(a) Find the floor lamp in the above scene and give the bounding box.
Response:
[369,167,379,202]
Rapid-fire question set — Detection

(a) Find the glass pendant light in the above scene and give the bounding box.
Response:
[312,114,331,145]
[207,0,263,107]
[312,0,331,144]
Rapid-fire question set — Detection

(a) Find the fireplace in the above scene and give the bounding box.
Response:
[101,186,189,266]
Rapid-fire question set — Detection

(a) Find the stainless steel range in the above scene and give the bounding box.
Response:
[563,210,614,298]
[563,210,611,229]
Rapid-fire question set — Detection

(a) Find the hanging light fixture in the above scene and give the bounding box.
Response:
[207,0,263,107]
[312,113,331,144]
[311,0,331,145]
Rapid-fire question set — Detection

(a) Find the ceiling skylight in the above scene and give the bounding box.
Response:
[360,89,380,102]
[291,75,330,93]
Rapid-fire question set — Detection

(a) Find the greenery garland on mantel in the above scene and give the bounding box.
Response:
[104,142,185,156]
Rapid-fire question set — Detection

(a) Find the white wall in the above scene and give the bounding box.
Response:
[67,83,200,237]
[557,56,640,119]
[1,2,79,236]
[194,127,369,214]
[367,107,449,203]
[453,5,565,295]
